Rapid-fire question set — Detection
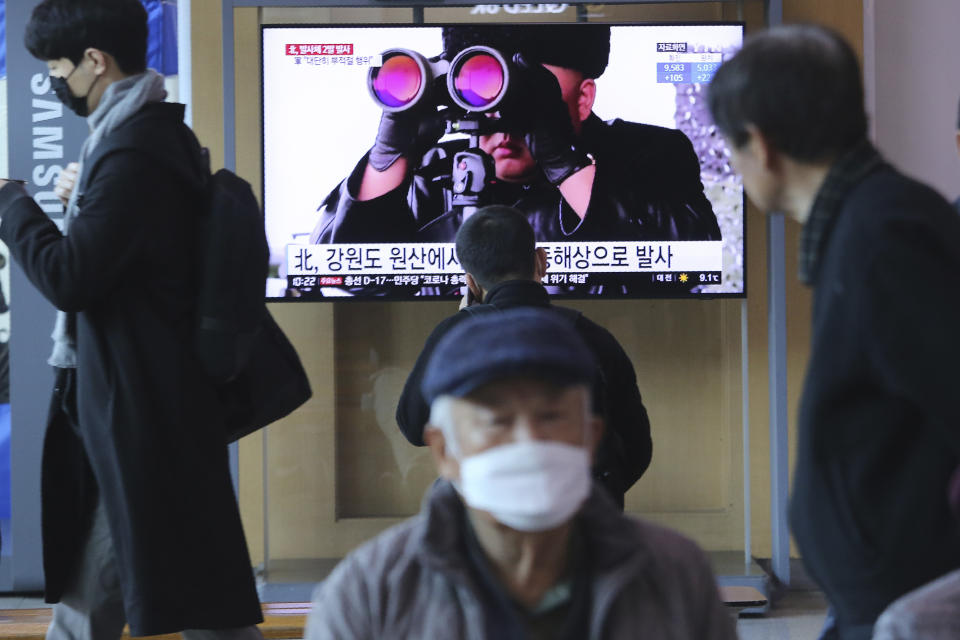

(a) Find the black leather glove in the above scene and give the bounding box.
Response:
[368,103,446,172]
[511,53,593,186]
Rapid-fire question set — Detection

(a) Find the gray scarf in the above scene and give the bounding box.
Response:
[49,70,168,368]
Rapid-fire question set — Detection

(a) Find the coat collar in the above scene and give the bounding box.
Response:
[412,479,652,582]
[482,280,551,308]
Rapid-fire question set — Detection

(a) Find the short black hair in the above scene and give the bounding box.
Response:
[442,24,610,79]
[707,23,867,162]
[455,205,537,291]
[25,0,148,74]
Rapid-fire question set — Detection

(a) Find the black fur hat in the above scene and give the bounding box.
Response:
[441,24,611,79]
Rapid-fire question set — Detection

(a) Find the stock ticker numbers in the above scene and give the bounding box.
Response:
[656,42,722,85]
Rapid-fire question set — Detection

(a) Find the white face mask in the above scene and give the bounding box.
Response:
[458,440,591,532]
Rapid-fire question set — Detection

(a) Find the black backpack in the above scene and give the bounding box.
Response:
[195,167,268,382]
[197,160,312,442]
[79,115,311,443]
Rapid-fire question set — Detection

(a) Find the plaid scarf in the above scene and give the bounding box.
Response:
[799,140,885,285]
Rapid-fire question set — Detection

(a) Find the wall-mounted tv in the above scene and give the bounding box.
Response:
[262,22,744,300]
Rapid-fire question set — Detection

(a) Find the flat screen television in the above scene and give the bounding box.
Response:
[262,22,744,300]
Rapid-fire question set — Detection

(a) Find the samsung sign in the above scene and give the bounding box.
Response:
[5,0,88,590]
[28,74,68,214]
[8,6,88,217]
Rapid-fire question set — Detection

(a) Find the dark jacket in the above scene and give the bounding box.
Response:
[789,163,960,632]
[0,103,262,636]
[312,114,720,243]
[396,280,652,504]
[306,479,736,640]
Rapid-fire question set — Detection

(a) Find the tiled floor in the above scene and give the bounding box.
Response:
[0,591,828,639]
[0,596,45,609]
[737,590,830,639]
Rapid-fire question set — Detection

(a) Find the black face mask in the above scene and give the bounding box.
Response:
[49,66,93,117]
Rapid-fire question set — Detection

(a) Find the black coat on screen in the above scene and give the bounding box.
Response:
[0,103,262,636]
[312,114,721,244]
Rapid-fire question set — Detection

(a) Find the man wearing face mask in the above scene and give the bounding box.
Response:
[311,24,721,246]
[306,308,736,639]
[0,1,263,638]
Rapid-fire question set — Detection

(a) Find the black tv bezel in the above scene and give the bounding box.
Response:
[260,20,747,302]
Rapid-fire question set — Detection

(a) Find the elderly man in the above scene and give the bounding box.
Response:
[871,467,960,639]
[306,308,735,639]
[708,24,960,640]
[955,96,960,213]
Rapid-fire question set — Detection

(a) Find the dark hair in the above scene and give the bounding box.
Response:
[707,23,867,162]
[455,205,537,291]
[25,0,148,74]
[442,25,610,79]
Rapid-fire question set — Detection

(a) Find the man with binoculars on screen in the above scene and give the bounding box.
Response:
[310,24,721,245]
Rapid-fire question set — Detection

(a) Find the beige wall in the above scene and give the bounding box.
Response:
[189,0,861,569]
[865,0,960,201]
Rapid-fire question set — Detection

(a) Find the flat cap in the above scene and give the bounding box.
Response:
[442,24,611,79]
[421,307,596,403]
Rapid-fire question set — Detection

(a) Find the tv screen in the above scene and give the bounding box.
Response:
[262,22,744,300]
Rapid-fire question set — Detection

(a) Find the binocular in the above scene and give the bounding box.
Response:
[368,46,513,113]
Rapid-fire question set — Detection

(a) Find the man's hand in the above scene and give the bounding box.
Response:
[368,105,446,172]
[458,285,476,311]
[54,162,80,206]
[360,95,445,201]
[511,53,592,186]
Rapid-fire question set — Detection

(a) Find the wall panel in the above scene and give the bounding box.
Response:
[188,0,862,572]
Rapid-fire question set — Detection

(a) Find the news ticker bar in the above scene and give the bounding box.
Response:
[287,271,722,291]
[286,241,723,277]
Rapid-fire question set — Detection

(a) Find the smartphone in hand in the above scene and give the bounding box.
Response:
[459,285,476,310]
